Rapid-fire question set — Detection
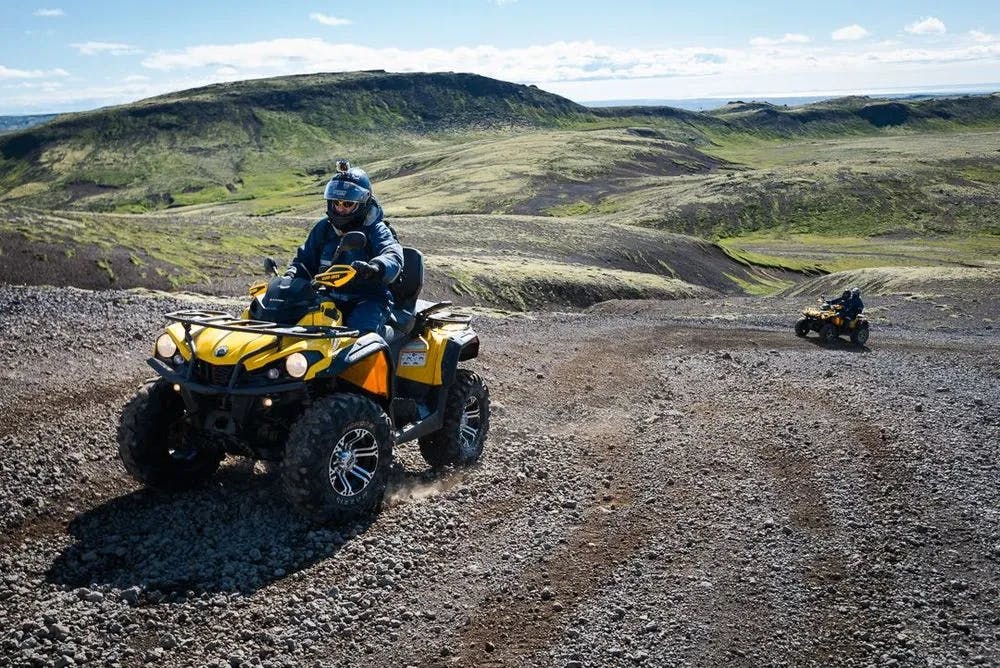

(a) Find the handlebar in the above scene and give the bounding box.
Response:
[312,264,357,289]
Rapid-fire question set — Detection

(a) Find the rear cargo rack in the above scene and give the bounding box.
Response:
[165,309,360,339]
[427,312,472,324]
[415,301,472,325]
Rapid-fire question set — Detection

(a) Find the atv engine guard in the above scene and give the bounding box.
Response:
[148,358,305,396]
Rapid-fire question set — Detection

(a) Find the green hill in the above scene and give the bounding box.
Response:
[0,71,596,212]
[4,71,1000,216]
[1,71,999,298]
[703,94,1000,137]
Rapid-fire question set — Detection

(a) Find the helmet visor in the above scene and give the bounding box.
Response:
[324,178,370,203]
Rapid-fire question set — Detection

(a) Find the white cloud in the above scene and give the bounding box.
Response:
[832,24,869,41]
[0,64,69,80]
[750,33,810,47]
[71,41,143,56]
[905,17,946,35]
[11,33,1000,113]
[141,38,742,81]
[969,30,995,43]
[138,36,1000,89]
[309,12,351,26]
[33,8,64,17]
[491,0,518,5]
[124,74,149,82]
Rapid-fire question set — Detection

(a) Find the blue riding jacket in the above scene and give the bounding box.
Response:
[287,202,403,303]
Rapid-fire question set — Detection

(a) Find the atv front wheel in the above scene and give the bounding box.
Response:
[819,323,838,344]
[282,394,393,524]
[118,378,222,490]
[794,318,810,337]
[850,322,870,346]
[419,370,490,469]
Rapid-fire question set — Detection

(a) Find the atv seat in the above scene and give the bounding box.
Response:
[388,247,424,339]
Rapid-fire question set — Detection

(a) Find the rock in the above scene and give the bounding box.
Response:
[121,587,142,606]
[47,623,70,641]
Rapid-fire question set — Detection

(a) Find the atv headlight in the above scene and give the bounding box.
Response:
[156,334,178,359]
[285,352,309,379]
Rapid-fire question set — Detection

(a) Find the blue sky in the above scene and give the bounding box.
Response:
[1,1,999,114]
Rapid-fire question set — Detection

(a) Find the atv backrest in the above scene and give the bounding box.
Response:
[391,247,424,312]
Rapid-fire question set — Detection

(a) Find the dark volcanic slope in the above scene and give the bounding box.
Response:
[0,285,997,667]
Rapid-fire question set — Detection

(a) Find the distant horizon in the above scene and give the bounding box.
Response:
[581,83,1000,110]
[1,80,997,119]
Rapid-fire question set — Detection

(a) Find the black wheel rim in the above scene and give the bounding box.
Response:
[459,395,482,458]
[327,428,379,497]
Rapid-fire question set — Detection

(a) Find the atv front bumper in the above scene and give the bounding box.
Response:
[148,358,306,396]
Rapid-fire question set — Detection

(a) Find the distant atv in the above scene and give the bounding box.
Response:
[795,299,870,346]
[118,232,490,524]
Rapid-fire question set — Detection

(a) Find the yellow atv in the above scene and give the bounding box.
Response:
[795,299,870,346]
[118,232,489,524]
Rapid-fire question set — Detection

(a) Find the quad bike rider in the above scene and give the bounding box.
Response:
[117,161,490,524]
[795,287,869,345]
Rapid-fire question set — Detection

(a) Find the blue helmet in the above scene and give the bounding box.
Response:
[324,159,373,231]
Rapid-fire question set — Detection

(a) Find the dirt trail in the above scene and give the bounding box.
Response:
[0,287,998,667]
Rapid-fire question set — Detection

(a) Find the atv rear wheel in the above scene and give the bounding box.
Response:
[819,323,838,344]
[118,378,222,490]
[794,318,810,337]
[282,394,393,524]
[419,370,490,469]
[850,322,870,346]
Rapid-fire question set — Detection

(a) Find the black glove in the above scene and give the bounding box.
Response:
[351,260,380,281]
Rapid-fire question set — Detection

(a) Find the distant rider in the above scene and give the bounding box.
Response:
[827,287,864,323]
[284,159,403,337]
[845,287,864,322]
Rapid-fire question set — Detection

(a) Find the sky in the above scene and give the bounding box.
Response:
[1,1,999,114]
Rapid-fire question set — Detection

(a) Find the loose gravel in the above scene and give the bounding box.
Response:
[0,284,997,667]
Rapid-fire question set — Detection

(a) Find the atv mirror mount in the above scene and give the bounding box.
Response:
[263,257,279,276]
[332,231,367,263]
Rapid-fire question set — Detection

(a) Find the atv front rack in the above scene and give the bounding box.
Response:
[165,310,360,339]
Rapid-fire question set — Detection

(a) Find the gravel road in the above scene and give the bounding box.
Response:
[1,285,998,667]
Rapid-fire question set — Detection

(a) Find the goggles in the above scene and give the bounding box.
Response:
[328,199,360,214]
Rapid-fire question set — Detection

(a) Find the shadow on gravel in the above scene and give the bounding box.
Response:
[800,336,871,354]
[45,461,438,604]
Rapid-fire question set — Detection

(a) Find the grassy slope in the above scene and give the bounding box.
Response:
[0,205,796,306]
[2,74,999,303]
[0,71,594,212]
[784,267,1000,299]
